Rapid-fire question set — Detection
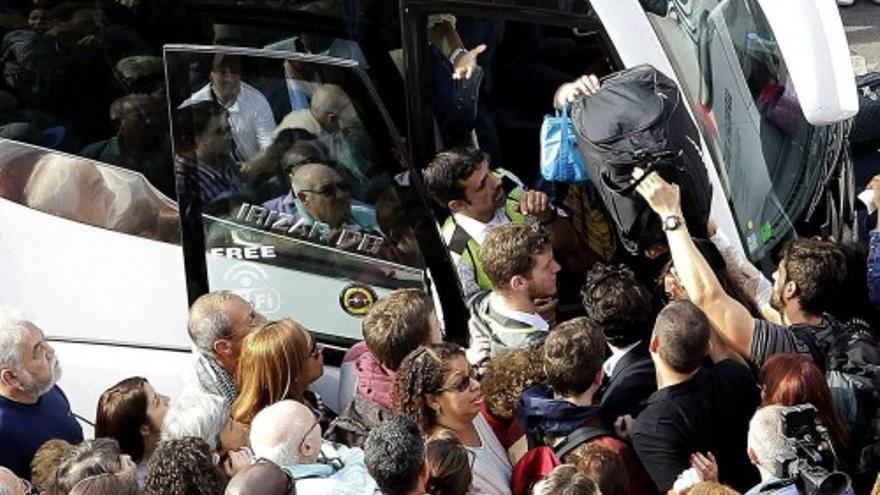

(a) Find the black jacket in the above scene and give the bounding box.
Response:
[598,340,656,427]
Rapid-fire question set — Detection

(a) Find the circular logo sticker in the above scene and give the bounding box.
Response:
[339,284,377,317]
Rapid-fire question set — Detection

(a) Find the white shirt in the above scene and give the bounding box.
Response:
[467,413,513,495]
[187,81,276,160]
[603,340,641,377]
[488,292,549,332]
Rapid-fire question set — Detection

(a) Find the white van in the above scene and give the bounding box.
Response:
[0,0,857,432]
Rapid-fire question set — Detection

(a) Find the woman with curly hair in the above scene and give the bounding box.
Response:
[231,319,326,425]
[392,343,512,495]
[479,345,545,448]
[96,377,170,485]
[144,437,227,495]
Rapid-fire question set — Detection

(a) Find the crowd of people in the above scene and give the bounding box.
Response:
[3,141,880,495]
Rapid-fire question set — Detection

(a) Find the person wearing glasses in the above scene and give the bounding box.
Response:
[250,400,378,495]
[263,159,379,234]
[392,343,512,495]
[0,466,38,495]
[232,319,329,429]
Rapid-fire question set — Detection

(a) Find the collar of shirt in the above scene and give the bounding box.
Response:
[452,208,509,245]
[488,292,549,331]
[603,340,642,377]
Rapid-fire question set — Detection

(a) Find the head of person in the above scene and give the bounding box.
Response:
[225,461,291,495]
[761,354,850,452]
[772,239,846,322]
[291,161,353,228]
[565,444,629,495]
[110,94,166,149]
[544,317,606,399]
[649,301,711,375]
[0,308,61,403]
[95,376,171,463]
[182,100,233,163]
[747,405,789,478]
[687,481,741,495]
[31,439,74,494]
[480,344,545,421]
[187,291,267,375]
[161,393,248,457]
[69,471,139,495]
[54,438,135,495]
[116,55,166,96]
[310,84,355,134]
[375,188,420,256]
[425,429,473,495]
[250,400,322,466]
[532,464,599,495]
[423,147,503,222]
[25,155,116,226]
[0,467,26,495]
[364,416,429,495]
[483,224,560,300]
[363,289,441,372]
[392,343,481,434]
[209,54,242,105]
[582,263,655,348]
[232,319,323,424]
[145,437,227,495]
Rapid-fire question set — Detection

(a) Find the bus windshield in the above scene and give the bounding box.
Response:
[645,0,845,263]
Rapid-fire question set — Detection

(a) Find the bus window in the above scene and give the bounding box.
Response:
[644,0,847,263]
[166,46,429,344]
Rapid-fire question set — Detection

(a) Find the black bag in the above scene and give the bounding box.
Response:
[850,72,880,151]
[571,64,712,254]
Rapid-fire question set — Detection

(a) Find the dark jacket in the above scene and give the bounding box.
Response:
[598,340,656,427]
[323,391,394,448]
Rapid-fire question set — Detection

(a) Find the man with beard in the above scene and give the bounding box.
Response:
[423,147,576,305]
[0,309,83,480]
[633,169,846,370]
[467,224,560,371]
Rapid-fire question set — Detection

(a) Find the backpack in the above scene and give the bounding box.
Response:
[790,317,880,482]
[570,64,712,254]
[511,425,614,495]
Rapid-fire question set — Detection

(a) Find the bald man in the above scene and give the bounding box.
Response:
[249,400,378,494]
[274,84,355,138]
[225,461,291,495]
[0,467,25,495]
[262,160,379,232]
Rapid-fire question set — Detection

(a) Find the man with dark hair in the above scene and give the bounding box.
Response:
[467,224,559,369]
[507,317,649,493]
[364,416,429,495]
[225,461,292,495]
[582,263,657,426]
[326,289,441,447]
[631,301,759,492]
[634,169,847,370]
[422,147,575,300]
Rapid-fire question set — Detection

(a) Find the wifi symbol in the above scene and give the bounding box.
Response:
[223,262,268,289]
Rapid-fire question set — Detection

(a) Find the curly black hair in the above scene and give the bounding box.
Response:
[480,345,545,420]
[364,416,425,495]
[391,343,465,433]
[144,437,227,495]
[582,263,655,347]
[422,147,488,207]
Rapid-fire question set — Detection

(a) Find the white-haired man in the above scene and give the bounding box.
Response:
[183,291,266,404]
[0,309,83,479]
[250,400,377,495]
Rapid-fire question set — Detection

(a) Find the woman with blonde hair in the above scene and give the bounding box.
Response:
[231,319,325,425]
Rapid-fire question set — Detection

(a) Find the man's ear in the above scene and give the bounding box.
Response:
[510,275,528,293]
[748,447,758,465]
[140,423,152,439]
[593,368,605,387]
[0,368,18,388]
[448,199,467,214]
[214,339,232,357]
[649,332,660,354]
[783,280,798,300]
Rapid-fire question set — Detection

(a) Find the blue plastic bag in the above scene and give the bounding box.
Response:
[540,104,588,183]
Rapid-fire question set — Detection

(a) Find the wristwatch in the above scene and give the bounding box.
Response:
[662,214,683,231]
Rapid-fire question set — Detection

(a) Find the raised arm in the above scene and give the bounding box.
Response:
[634,170,757,360]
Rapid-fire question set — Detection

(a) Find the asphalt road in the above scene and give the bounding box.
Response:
[840,1,880,74]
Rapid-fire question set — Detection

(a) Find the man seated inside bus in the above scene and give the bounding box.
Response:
[262,159,379,234]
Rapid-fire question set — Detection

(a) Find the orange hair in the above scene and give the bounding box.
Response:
[232,319,311,424]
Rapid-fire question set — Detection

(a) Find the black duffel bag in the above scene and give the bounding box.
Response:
[571,64,712,254]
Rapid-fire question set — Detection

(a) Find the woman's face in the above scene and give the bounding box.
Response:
[433,356,483,424]
[219,418,249,455]
[143,382,170,432]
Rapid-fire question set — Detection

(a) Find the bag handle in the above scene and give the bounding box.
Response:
[600,149,680,196]
[553,425,614,459]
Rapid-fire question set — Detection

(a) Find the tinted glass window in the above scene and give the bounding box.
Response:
[166,46,427,343]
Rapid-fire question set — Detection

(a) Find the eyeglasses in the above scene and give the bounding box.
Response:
[20,478,40,495]
[298,418,319,453]
[308,334,323,358]
[299,181,351,197]
[434,366,478,394]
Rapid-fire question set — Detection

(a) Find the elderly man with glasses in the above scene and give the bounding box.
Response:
[249,400,378,495]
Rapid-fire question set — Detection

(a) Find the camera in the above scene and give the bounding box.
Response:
[772,404,851,495]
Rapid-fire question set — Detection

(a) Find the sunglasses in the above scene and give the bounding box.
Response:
[308,334,323,359]
[299,181,351,197]
[435,366,478,394]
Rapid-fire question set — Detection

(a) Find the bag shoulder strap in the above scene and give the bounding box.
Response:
[553,425,615,460]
